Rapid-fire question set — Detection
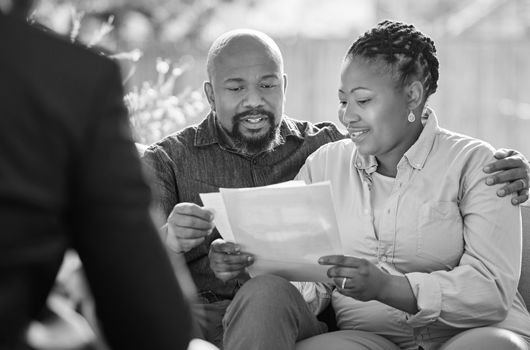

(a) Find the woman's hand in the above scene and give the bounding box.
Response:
[319,255,388,301]
[319,255,419,314]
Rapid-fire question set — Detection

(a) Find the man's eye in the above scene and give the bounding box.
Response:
[261,84,275,89]
[357,99,370,105]
[338,101,347,106]
[228,87,243,91]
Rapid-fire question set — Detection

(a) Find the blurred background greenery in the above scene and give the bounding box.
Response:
[31,0,530,156]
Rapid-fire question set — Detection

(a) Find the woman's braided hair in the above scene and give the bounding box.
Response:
[346,20,439,101]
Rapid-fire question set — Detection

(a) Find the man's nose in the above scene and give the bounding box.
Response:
[243,86,264,108]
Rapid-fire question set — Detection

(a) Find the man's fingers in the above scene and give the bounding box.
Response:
[484,158,522,173]
[209,240,253,282]
[220,254,253,265]
[212,260,252,272]
[170,214,215,231]
[495,176,527,195]
[210,239,241,254]
[170,226,212,239]
[493,148,513,160]
[215,271,241,283]
[486,168,526,185]
[511,190,529,205]
[173,202,214,221]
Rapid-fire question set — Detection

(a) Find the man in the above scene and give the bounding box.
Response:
[0,4,193,350]
[141,29,530,349]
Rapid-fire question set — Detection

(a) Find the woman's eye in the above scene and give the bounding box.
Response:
[338,101,347,106]
[261,84,275,89]
[357,99,370,105]
[228,87,243,91]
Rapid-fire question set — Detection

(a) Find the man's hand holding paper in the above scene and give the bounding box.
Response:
[209,239,253,283]
[166,202,215,254]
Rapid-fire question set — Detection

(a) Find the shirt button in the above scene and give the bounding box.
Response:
[253,159,257,165]
[364,209,370,215]
[416,163,421,168]
[416,335,423,341]
[380,256,387,262]
[356,162,362,167]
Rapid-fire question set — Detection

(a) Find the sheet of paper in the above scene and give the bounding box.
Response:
[199,181,307,243]
[199,192,235,243]
[219,181,343,282]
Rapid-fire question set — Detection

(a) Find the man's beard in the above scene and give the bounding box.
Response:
[223,109,284,156]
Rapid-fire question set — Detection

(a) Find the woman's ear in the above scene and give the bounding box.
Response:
[203,81,216,112]
[407,81,424,111]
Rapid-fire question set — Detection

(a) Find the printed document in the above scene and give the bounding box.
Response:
[200,181,343,282]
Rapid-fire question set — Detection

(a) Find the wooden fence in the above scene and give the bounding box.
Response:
[124,38,530,158]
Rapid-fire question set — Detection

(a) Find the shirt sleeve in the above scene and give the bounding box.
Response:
[405,158,521,328]
[141,144,179,228]
[69,60,193,350]
[291,282,334,315]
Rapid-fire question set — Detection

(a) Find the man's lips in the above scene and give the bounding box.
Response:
[240,115,270,129]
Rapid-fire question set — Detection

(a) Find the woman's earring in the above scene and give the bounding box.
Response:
[408,111,416,123]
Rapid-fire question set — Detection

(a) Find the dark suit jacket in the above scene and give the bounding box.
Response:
[0,13,192,350]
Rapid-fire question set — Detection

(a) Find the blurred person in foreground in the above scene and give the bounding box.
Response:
[0,2,194,349]
[141,28,530,349]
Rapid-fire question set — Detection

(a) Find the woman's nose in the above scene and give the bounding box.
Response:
[341,104,360,124]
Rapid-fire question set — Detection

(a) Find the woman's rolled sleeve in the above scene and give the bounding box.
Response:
[405,272,442,327]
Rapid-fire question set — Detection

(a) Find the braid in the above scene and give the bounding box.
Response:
[347,20,439,100]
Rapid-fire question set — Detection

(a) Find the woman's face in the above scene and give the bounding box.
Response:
[338,56,417,161]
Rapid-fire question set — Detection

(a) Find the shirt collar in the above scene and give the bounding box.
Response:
[353,107,439,172]
[194,111,304,147]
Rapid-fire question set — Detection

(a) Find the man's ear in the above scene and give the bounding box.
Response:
[203,81,216,111]
[407,81,424,111]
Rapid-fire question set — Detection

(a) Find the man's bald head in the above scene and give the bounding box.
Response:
[206,29,284,81]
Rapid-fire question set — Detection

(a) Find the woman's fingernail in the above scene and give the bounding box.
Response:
[498,189,506,196]
[486,177,494,185]
[483,166,491,173]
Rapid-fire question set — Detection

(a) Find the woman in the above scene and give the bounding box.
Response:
[294,20,530,350]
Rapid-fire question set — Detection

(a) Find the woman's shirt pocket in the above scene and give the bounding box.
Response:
[416,202,464,268]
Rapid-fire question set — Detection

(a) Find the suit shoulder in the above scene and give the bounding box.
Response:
[1,16,118,78]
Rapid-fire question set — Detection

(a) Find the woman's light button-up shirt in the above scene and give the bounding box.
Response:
[296,109,530,348]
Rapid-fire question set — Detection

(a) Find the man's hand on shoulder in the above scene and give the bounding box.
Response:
[483,148,529,205]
